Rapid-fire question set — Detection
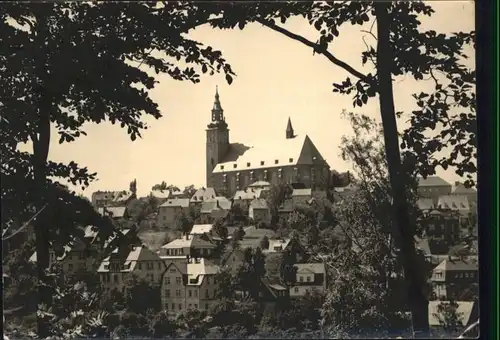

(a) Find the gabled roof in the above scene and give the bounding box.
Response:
[428,301,476,327]
[159,198,190,208]
[150,189,171,199]
[292,188,312,197]
[249,181,271,188]
[213,135,329,173]
[417,198,435,211]
[233,188,262,201]
[113,191,133,203]
[433,257,478,272]
[190,224,214,235]
[418,176,451,187]
[265,238,292,253]
[98,206,127,218]
[250,198,269,210]
[437,195,470,211]
[294,262,326,275]
[97,245,160,273]
[190,187,217,203]
[201,197,232,213]
[452,182,477,195]
[161,235,216,249]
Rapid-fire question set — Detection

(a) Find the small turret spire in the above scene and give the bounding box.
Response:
[211,85,224,122]
[286,117,295,139]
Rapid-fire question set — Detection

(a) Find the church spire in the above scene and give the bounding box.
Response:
[286,117,295,139]
[211,85,224,122]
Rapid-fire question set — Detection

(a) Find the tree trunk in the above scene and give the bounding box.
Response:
[374,3,430,337]
[33,106,52,338]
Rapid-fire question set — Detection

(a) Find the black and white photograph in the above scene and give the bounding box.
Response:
[2,1,479,339]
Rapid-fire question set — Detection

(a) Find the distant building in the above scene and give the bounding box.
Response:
[205,88,331,197]
[451,181,477,205]
[417,176,452,203]
[200,197,232,223]
[91,190,134,208]
[233,188,262,212]
[290,262,327,297]
[429,300,478,337]
[156,198,190,228]
[190,187,218,206]
[97,245,165,293]
[431,257,478,300]
[98,206,128,220]
[161,258,220,314]
[248,199,271,224]
[248,181,272,191]
[421,209,461,244]
[158,235,216,259]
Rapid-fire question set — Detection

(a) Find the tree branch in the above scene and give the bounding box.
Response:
[256,19,372,84]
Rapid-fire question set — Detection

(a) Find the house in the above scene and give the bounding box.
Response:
[417,176,452,203]
[249,199,271,224]
[156,198,190,228]
[200,197,232,223]
[291,188,312,206]
[421,209,461,244]
[260,277,289,309]
[97,245,165,293]
[249,181,272,191]
[98,206,128,220]
[277,199,294,221]
[451,182,477,204]
[431,257,478,300]
[290,262,327,297]
[190,187,218,206]
[429,300,478,336]
[190,224,214,237]
[161,258,220,314]
[233,188,262,211]
[437,195,471,217]
[158,235,217,260]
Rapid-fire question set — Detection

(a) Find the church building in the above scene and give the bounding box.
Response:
[206,87,331,197]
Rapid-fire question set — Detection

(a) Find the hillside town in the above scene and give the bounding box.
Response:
[4,89,479,339]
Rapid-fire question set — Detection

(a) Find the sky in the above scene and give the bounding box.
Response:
[29,1,475,198]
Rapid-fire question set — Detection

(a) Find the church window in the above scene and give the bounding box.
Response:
[261,161,265,166]
[233,164,237,169]
[275,159,279,164]
[247,162,251,167]
[289,158,294,163]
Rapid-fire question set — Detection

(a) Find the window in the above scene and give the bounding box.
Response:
[299,276,304,282]
[294,287,299,293]
[165,289,170,297]
[247,162,251,167]
[157,262,162,270]
[147,262,153,270]
[166,277,171,284]
[165,303,168,310]
[221,165,225,170]
[68,263,74,271]
[176,277,182,284]
[188,290,192,297]
[194,290,198,297]
[275,159,279,164]
[178,304,182,310]
[188,304,192,308]
[205,289,209,298]
[206,277,210,284]
[138,263,142,270]
[289,158,293,163]
[213,277,216,284]
[113,274,119,283]
[172,303,175,310]
[176,290,181,297]
[261,161,265,166]
[78,252,85,260]
[205,303,209,310]
[194,304,198,309]
[306,276,311,282]
[233,164,237,169]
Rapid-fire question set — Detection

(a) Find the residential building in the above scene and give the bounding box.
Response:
[200,197,232,223]
[189,224,214,237]
[421,209,461,244]
[161,258,220,314]
[249,199,271,224]
[431,257,478,300]
[277,199,294,221]
[417,176,452,203]
[91,190,134,208]
[248,181,272,191]
[289,262,327,297]
[205,88,331,196]
[98,206,128,220]
[156,198,190,228]
[451,181,477,205]
[190,187,218,206]
[158,235,217,259]
[97,245,165,293]
[291,188,312,206]
[429,300,478,337]
[233,188,262,212]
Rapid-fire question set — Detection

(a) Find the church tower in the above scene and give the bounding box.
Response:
[286,117,295,139]
[206,86,229,187]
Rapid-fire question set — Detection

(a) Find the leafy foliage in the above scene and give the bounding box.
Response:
[432,300,464,336]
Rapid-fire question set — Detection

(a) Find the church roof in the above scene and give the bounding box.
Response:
[212,135,328,173]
